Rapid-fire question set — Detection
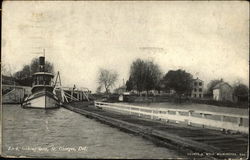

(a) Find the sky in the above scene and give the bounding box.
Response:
[2,1,249,92]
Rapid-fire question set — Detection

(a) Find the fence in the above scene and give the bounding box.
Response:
[94,101,249,134]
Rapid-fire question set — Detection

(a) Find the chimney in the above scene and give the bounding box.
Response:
[39,56,45,72]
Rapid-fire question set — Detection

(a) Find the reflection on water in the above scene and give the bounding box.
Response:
[2,105,185,158]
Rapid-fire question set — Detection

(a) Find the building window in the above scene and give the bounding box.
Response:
[194,82,197,86]
[199,82,202,86]
[194,88,197,92]
[199,94,202,98]
[194,94,196,97]
[199,88,202,92]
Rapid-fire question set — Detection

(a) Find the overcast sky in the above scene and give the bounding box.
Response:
[2,1,249,92]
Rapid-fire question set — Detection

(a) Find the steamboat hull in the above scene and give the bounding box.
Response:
[22,91,59,109]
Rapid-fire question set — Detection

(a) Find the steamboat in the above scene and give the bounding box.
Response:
[22,56,60,109]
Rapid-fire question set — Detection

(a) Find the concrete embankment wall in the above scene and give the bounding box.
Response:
[2,85,32,104]
[62,104,217,156]
[62,103,248,159]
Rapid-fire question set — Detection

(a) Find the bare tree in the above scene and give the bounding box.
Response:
[98,68,118,94]
[96,86,102,94]
[1,63,13,77]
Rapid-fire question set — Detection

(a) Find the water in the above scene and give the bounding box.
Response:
[2,105,185,159]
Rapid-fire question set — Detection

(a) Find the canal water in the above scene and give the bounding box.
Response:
[2,105,185,159]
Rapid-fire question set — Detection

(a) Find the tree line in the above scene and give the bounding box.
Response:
[4,58,54,86]
[97,58,248,102]
[6,56,246,101]
[97,58,195,97]
[125,58,194,97]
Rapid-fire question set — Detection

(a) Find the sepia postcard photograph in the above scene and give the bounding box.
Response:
[1,0,249,159]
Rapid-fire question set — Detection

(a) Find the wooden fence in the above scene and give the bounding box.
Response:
[94,102,248,134]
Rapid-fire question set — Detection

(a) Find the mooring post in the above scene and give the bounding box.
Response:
[157,109,160,120]
[187,111,192,126]
[220,115,226,131]
[201,113,205,128]
[165,110,169,122]
[175,111,180,124]
[151,110,153,119]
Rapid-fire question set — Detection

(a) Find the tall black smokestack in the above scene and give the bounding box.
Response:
[39,56,45,72]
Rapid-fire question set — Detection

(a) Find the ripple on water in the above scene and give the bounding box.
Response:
[2,105,185,159]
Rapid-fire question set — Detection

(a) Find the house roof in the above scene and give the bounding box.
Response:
[192,78,203,82]
[213,82,232,89]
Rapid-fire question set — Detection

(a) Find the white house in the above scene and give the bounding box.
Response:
[213,82,233,102]
[191,78,204,98]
